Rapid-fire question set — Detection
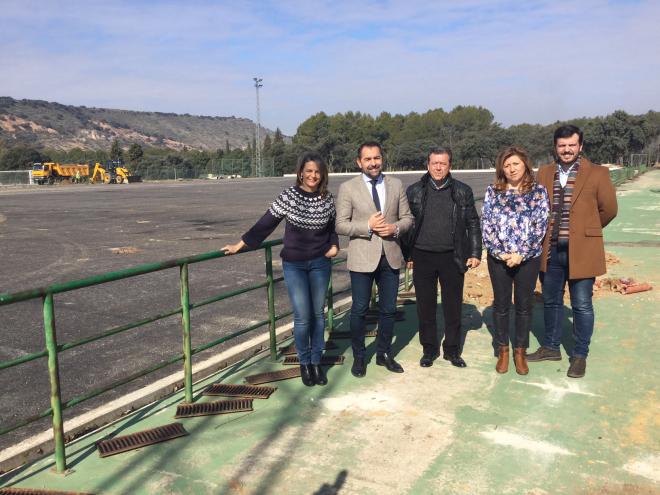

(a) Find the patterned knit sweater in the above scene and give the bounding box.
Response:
[242,186,339,261]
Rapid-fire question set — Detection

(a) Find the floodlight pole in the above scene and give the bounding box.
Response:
[253,77,263,177]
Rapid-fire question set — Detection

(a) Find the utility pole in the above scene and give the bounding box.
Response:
[253,77,263,177]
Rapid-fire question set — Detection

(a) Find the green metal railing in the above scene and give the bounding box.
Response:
[610,163,648,186]
[0,241,348,473]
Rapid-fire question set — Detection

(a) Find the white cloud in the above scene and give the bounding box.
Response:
[1,0,658,134]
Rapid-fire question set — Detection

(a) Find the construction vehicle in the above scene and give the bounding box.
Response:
[89,160,142,184]
[32,162,89,185]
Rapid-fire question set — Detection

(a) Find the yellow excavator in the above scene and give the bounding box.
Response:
[89,160,142,184]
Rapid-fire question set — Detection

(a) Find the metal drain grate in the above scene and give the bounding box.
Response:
[398,290,416,298]
[279,341,338,355]
[0,489,95,495]
[396,297,416,305]
[282,355,345,365]
[244,367,301,385]
[203,383,276,399]
[328,329,378,339]
[175,398,253,418]
[96,422,188,458]
[365,311,405,322]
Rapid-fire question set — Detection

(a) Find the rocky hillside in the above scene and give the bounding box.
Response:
[0,97,276,151]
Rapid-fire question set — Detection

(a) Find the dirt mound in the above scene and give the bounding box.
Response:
[402,252,623,308]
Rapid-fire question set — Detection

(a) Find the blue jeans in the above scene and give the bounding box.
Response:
[282,256,332,365]
[540,245,595,357]
[349,256,400,358]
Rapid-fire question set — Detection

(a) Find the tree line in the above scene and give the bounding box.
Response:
[1,107,658,174]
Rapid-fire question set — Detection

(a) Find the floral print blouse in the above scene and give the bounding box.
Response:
[481,183,550,261]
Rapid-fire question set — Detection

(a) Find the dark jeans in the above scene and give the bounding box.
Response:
[282,256,332,365]
[412,248,464,356]
[349,256,400,358]
[540,245,595,357]
[487,254,541,349]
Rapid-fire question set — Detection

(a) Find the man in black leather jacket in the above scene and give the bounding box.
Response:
[404,147,482,368]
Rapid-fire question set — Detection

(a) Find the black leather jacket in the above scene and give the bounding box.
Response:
[403,172,482,273]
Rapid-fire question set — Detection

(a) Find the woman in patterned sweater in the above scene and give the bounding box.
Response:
[222,152,339,386]
[481,146,549,375]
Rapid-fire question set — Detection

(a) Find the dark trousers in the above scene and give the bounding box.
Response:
[349,256,400,358]
[487,254,541,349]
[412,248,464,356]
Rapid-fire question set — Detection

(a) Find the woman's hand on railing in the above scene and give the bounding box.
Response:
[324,245,339,258]
[222,240,246,255]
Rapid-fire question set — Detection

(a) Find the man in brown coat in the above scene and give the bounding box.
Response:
[527,125,618,378]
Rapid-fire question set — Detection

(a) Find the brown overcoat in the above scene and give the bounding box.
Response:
[537,157,618,279]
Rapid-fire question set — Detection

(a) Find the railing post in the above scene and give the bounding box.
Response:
[43,292,67,473]
[180,263,193,403]
[264,245,277,361]
[326,266,334,332]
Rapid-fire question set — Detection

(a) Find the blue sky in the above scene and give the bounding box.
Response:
[1,0,658,135]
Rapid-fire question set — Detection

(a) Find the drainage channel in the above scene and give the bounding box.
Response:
[281,356,345,366]
[0,489,94,495]
[175,398,253,418]
[203,383,277,399]
[329,329,378,339]
[279,340,338,356]
[244,367,301,385]
[96,423,188,458]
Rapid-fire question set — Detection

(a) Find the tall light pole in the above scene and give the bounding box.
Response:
[253,77,263,177]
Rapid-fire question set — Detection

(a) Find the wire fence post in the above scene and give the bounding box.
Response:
[180,263,193,403]
[264,246,277,360]
[43,292,67,473]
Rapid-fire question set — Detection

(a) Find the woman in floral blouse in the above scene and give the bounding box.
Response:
[481,146,549,375]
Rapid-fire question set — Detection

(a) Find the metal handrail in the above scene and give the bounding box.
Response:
[0,239,347,473]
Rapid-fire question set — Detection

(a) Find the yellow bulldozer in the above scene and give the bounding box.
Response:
[89,160,142,184]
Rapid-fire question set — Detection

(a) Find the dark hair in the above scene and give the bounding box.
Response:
[295,152,329,197]
[427,146,453,164]
[493,146,534,194]
[553,125,583,145]
[357,141,383,159]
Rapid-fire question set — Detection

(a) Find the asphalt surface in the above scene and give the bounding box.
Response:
[0,171,491,449]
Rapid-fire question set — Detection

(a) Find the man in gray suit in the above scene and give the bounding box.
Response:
[336,141,414,377]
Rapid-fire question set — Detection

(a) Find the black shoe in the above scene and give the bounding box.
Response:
[351,357,366,378]
[567,356,586,378]
[443,354,467,368]
[311,364,328,385]
[526,346,562,362]
[300,364,315,386]
[420,351,440,367]
[376,353,404,373]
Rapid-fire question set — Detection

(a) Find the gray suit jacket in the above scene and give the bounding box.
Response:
[335,174,413,272]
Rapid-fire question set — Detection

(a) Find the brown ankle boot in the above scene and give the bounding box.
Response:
[514,348,529,375]
[496,346,509,373]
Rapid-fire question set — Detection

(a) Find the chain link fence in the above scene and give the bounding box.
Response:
[131,158,275,181]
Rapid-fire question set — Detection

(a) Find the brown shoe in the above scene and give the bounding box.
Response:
[525,346,562,362]
[514,348,529,375]
[567,356,586,378]
[495,346,509,373]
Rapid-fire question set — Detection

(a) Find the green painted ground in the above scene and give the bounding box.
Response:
[1,170,659,495]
